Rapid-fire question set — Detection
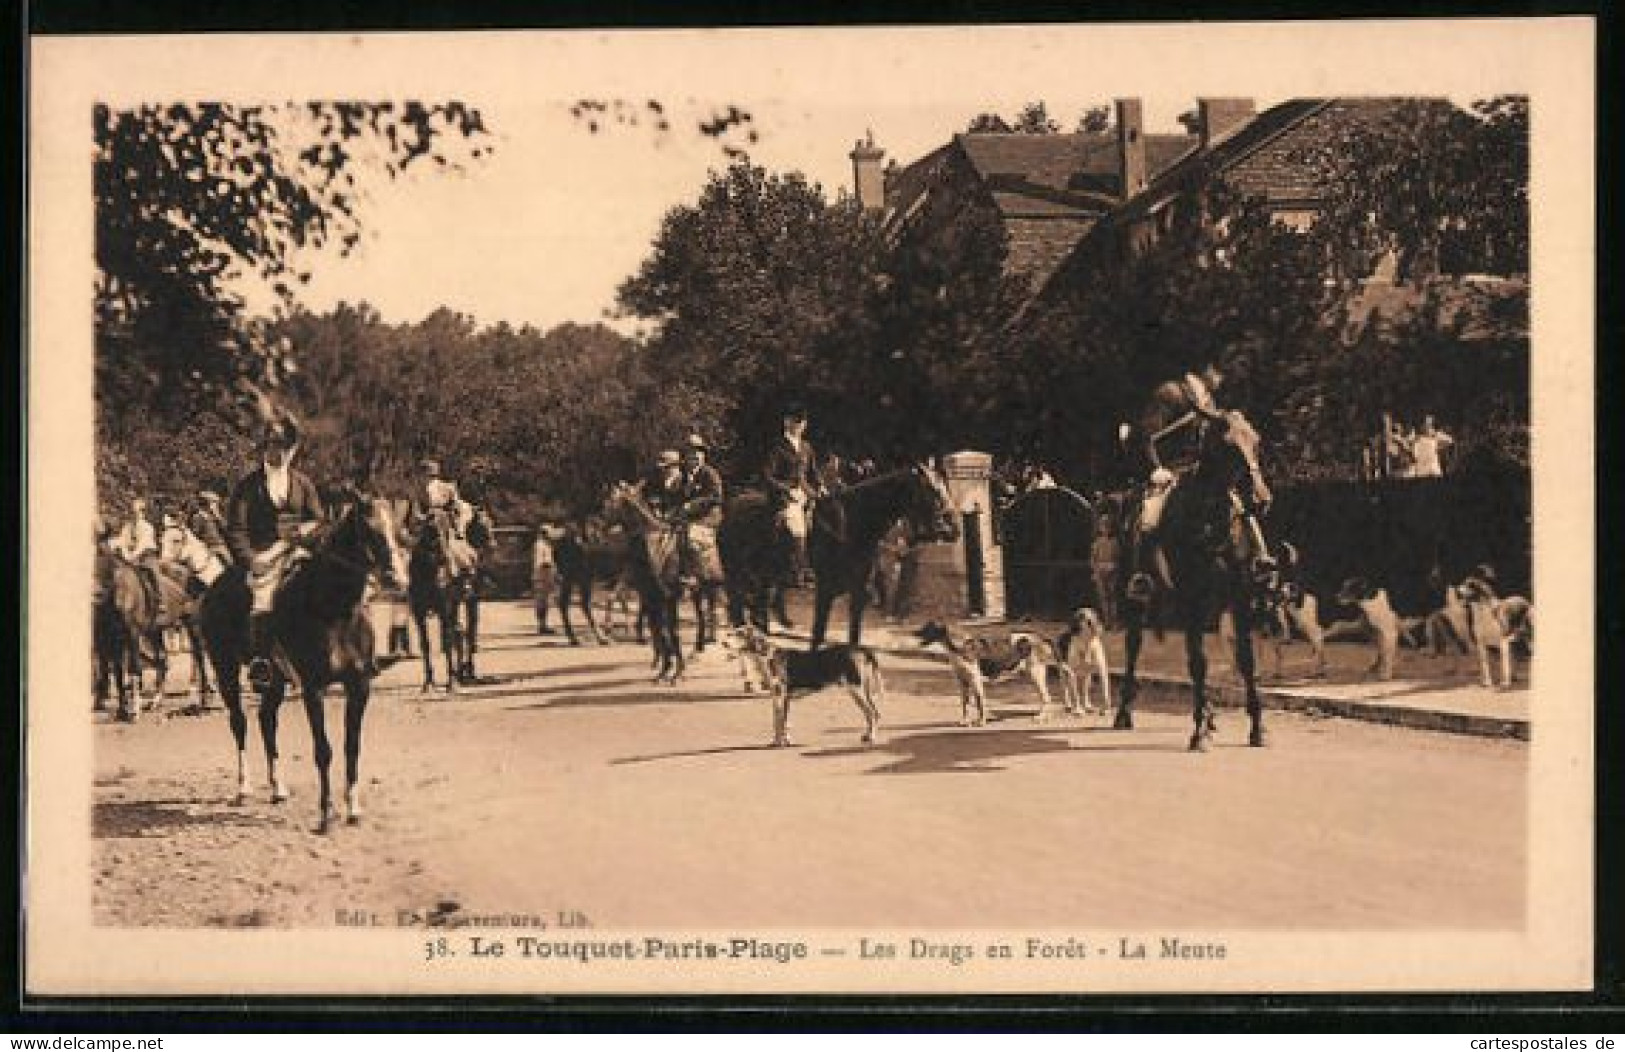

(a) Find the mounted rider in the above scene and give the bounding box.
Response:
[635,449,687,522]
[1123,360,1271,599]
[676,433,726,586]
[190,488,233,567]
[227,415,326,690]
[763,404,824,585]
[410,458,479,578]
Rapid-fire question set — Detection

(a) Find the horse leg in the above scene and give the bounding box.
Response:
[300,681,338,833]
[215,653,253,804]
[1185,615,1213,753]
[461,592,480,680]
[414,607,436,692]
[668,594,687,683]
[810,585,837,651]
[1116,608,1141,730]
[1232,600,1267,747]
[258,675,290,803]
[846,582,869,648]
[560,580,581,645]
[440,604,459,695]
[341,674,370,823]
[187,620,214,707]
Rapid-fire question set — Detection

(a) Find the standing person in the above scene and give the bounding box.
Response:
[226,416,325,689]
[1409,415,1455,478]
[762,405,823,586]
[1090,519,1121,629]
[532,524,559,635]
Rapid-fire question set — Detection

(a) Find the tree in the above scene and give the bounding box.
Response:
[964,113,1012,134]
[1011,101,1060,135]
[95,100,493,440]
[615,163,881,461]
[1301,97,1529,282]
[1077,106,1111,134]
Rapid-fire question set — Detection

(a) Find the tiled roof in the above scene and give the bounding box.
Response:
[956,131,1194,203]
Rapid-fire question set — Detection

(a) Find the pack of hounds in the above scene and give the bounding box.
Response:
[719,550,1532,749]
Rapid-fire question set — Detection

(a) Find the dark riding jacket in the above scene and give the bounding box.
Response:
[763,434,820,502]
[225,465,324,565]
[678,463,725,522]
[636,469,686,521]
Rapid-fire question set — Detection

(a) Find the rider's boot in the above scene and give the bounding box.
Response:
[246,612,274,690]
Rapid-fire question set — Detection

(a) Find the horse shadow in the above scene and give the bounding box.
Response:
[802,723,1183,775]
[504,680,758,712]
[92,797,272,839]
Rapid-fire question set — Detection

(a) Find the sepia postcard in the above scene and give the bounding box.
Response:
[26,18,1596,997]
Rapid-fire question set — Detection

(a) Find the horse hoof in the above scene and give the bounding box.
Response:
[772,738,792,748]
[347,813,363,826]
[1113,713,1134,731]
[1188,733,1211,753]
[271,787,289,804]
[1249,729,1268,748]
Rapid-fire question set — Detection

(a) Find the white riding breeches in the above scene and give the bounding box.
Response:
[779,492,810,539]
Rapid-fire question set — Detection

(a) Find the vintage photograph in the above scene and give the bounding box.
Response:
[27,21,1594,995]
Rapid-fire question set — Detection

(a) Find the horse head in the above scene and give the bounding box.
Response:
[905,461,961,545]
[333,489,408,590]
[1206,411,1272,512]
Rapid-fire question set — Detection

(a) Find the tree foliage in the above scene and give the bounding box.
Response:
[1297,96,1529,281]
[94,100,493,440]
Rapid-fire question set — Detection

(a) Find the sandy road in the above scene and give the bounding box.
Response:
[91,600,1525,931]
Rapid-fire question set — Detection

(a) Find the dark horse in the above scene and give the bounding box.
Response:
[553,519,640,646]
[197,493,406,832]
[603,482,685,683]
[1116,410,1275,751]
[718,464,959,648]
[406,507,472,694]
[92,549,156,721]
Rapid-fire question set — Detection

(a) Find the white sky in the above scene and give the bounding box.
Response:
[52,23,1564,333]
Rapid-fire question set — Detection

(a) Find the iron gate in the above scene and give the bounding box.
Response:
[1000,487,1098,619]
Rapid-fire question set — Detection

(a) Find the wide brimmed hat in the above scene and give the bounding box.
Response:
[685,433,708,451]
[782,404,808,421]
[657,450,682,468]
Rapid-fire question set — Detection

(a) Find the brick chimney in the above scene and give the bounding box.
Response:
[1197,98,1255,149]
[850,130,886,213]
[1115,98,1146,199]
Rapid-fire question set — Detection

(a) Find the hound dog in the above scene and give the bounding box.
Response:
[1219,542,1327,680]
[915,621,1081,725]
[726,626,885,747]
[1333,577,1427,681]
[1055,606,1113,717]
[1457,569,1534,689]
